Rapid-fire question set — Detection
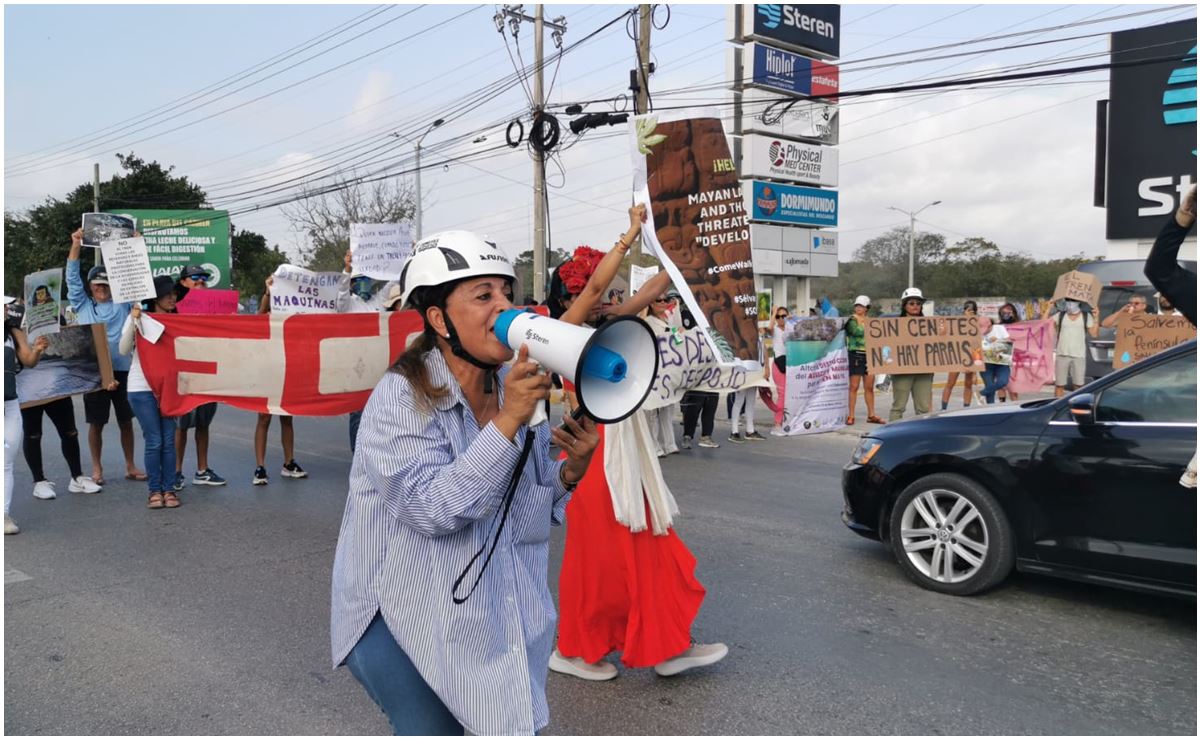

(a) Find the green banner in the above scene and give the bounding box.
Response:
[121,210,232,290]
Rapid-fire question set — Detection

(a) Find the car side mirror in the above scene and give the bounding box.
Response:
[1069,393,1096,426]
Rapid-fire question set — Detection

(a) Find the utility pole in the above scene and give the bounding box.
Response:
[494,5,566,302]
[887,200,941,288]
[409,118,444,241]
[631,4,653,265]
[93,163,103,267]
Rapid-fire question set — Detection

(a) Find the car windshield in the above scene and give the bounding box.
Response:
[1097,285,1158,318]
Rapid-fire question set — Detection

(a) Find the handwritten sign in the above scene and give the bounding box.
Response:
[1113,313,1196,369]
[1051,270,1101,308]
[1005,319,1055,393]
[865,316,981,375]
[99,237,157,304]
[176,289,240,315]
[629,264,658,294]
[350,223,413,280]
[641,325,770,410]
[270,265,342,314]
[23,268,63,341]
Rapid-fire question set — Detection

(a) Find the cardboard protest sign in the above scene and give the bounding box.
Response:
[865,316,981,375]
[270,265,342,314]
[781,318,849,435]
[81,212,135,248]
[1005,319,1056,393]
[629,264,658,294]
[641,324,771,411]
[176,288,240,315]
[1051,270,1102,308]
[135,311,426,416]
[23,268,63,341]
[630,109,761,368]
[1113,313,1196,369]
[99,237,157,304]
[350,222,413,280]
[125,209,233,289]
[17,324,114,409]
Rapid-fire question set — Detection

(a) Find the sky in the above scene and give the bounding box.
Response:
[4,2,1197,269]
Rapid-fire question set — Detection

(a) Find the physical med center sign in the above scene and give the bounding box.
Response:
[630,108,762,369]
[865,316,982,375]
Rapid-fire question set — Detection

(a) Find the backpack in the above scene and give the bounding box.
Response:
[1057,310,1090,336]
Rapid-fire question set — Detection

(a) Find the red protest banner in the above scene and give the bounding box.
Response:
[176,289,240,315]
[135,311,425,416]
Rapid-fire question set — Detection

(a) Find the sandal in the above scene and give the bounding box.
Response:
[867,415,886,424]
[147,492,164,509]
[125,472,148,482]
[163,491,181,509]
[845,415,855,425]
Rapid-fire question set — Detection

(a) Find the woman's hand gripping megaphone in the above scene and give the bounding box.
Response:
[500,344,553,428]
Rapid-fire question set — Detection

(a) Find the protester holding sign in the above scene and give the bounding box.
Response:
[768,307,791,433]
[171,266,227,490]
[329,230,598,735]
[846,296,884,425]
[121,276,186,510]
[5,298,51,535]
[1100,293,1149,329]
[254,277,308,485]
[549,207,726,684]
[977,318,1015,404]
[994,303,1023,403]
[887,288,936,422]
[1041,298,1099,397]
[66,228,146,485]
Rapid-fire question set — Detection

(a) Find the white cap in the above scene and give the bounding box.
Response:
[398,230,517,308]
[2,296,15,305]
[854,295,871,307]
[901,287,925,302]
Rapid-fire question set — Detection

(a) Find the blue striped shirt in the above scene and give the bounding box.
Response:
[330,348,572,735]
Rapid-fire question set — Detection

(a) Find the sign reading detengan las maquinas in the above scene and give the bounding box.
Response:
[740,134,838,187]
[730,4,841,60]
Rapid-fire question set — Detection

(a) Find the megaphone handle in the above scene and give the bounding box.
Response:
[558,405,587,433]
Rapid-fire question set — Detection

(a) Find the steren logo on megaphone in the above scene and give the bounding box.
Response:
[494,309,659,424]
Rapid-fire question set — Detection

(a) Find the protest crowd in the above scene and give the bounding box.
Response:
[2,185,1195,735]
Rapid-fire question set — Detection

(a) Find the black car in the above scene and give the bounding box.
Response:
[842,341,1197,597]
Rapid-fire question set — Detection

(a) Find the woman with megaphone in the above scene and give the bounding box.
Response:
[547,204,728,682]
[329,230,599,736]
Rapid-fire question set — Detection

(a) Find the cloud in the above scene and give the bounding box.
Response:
[347,69,394,134]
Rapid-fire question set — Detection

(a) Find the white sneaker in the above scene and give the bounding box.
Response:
[653,641,729,677]
[4,514,19,535]
[548,649,618,681]
[770,426,787,437]
[32,481,56,500]
[68,476,102,494]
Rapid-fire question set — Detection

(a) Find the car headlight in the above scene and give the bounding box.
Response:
[851,437,883,465]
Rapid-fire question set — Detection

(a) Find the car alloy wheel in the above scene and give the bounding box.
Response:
[889,473,1015,596]
[899,489,988,585]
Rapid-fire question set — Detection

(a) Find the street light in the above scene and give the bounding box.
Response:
[887,200,941,288]
[409,118,444,240]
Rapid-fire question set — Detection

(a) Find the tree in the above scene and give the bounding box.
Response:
[853,226,946,273]
[231,229,287,299]
[4,152,212,296]
[513,247,571,301]
[281,174,415,273]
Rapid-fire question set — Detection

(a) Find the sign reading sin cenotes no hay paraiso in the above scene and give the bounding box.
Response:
[865,316,982,375]
[630,110,762,367]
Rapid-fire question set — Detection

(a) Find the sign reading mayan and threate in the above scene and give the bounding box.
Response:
[1113,313,1196,368]
[123,209,233,290]
[865,316,982,375]
[630,110,761,367]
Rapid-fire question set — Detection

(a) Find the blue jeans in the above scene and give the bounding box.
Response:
[128,391,177,493]
[346,613,462,736]
[980,364,1011,404]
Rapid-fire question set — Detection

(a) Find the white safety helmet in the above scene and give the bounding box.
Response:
[900,287,925,302]
[853,295,871,307]
[398,230,516,309]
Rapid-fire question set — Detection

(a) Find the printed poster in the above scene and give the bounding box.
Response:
[270,265,343,314]
[99,237,157,305]
[781,318,848,435]
[23,268,63,341]
[629,264,659,294]
[350,222,414,281]
[16,324,114,409]
[81,212,135,248]
[630,108,761,370]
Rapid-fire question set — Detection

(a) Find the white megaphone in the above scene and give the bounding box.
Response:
[493,309,660,425]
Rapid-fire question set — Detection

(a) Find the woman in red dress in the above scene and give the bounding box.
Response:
[547,206,728,681]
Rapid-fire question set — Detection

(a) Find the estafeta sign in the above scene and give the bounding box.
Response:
[741,134,838,186]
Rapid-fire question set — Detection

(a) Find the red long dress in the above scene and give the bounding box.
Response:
[556,419,707,668]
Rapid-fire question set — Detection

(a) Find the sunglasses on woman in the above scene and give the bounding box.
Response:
[775,313,787,319]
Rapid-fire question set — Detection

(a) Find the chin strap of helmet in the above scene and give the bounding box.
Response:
[442,314,500,394]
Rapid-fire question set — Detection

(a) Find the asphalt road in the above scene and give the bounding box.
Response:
[3,402,1195,735]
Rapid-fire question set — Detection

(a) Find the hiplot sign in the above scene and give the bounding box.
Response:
[735,90,838,145]
[727,43,840,97]
[744,180,838,228]
[730,4,841,60]
[740,134,838,187]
